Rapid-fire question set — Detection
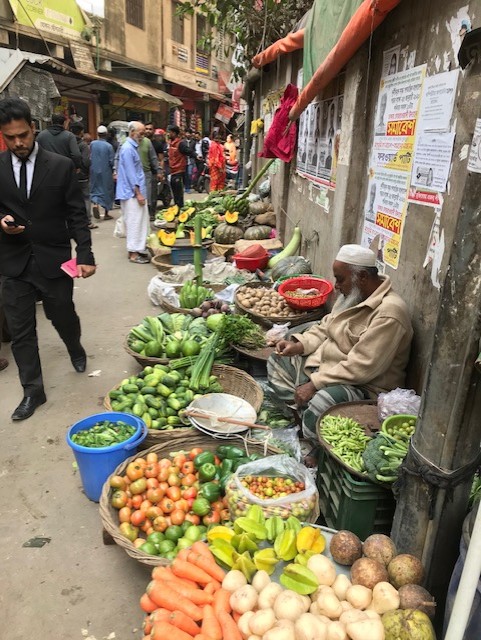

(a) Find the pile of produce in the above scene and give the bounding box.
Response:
[318,414,417,483]
[71,420,136,448]
[236,286,304,318]
[110,446,258,558]
[127,313,221,360]
[217,315,267,351]
[178,280,215,309]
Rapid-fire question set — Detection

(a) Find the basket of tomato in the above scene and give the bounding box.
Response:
[99,433,281,566]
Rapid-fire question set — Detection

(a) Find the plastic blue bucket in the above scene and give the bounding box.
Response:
[66,412,148,502]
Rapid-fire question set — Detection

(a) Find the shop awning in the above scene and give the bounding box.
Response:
[101,76,181,106]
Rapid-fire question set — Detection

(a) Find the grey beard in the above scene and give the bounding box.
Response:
[333,286,363,313]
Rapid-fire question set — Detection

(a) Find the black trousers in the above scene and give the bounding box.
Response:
[170,173,185,209]
[2,257,82,395]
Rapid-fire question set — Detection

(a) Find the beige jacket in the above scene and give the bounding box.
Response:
[292,277,413,395]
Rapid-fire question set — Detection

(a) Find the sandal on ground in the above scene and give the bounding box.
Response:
[92,204,100,219]
[0,357,8,371]
[130,255,150,264]
[103,213,114,220]
[88,223,99,229]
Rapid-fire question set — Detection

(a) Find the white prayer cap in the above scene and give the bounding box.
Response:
[97,125,108,134]
[335,244,376,267]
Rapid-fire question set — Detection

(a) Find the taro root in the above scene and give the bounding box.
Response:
[350,557,389,590]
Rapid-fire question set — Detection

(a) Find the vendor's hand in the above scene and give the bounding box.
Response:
[294,381,317,407]
[77,264,96,278]
[1,215,25,234]
[136,193,146,207]
[276,340,304,357]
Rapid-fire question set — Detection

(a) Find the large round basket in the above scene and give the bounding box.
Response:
[123,335,171,368]
[104,364,264,447]
[160,285,228,316]
[151,253,172,272]
[99,435,282,566]
[235,282,326,328]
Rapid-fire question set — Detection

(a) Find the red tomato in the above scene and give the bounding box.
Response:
[145,526,154,536]
[182,487,197,500]
[160,497,174,514]
[126,462,144,481]
[184,513,200,526]
[146,478,159,489]
[181,461,195,475]
[173,454,187,468]
[130,509,146,527]
[167,474,181,487]
[146,488,165,503]
[145,463,160,478]
[170,509,186,525]
[131,495,143,509]
[189,447,203,460]
[130,478,147,495]
[110,475,126,490]
[158,458,172,469]
[118,507,132,523]
[141,520,152,533]
[145,506,163,521]
[140,500,152,513]
[146,452,158,464]
[111,490,128,509]
[123,475,132,486]
[158,468,169,483]
[181,473,197,487]
[174,498,188,512]
[203,511,221,525]
[166,486,181,501]
[159,481,169,492]
[153,516,168,532]
[220,509,230,522]
[210,500,224,513]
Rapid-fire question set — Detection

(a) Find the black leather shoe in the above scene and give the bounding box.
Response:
[12,393,47,421]
[70,346,87,372]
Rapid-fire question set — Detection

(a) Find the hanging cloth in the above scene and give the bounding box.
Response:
[259,84,298,162]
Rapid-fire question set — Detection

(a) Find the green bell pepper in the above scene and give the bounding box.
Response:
[193,451,216,469]
[198,462,217,482]
[233,457,250,471]
[200,481,221,503]
[192,497,211,517]
[216,445,246,460]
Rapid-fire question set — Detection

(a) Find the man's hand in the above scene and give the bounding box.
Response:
[275,340,304,357]
[294,381,317,407]
[77,264,96,278]
[1,215,25,235]
[136,193,146,207]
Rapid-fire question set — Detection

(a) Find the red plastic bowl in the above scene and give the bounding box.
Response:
[278,276,333,310]
[233,253,269,272]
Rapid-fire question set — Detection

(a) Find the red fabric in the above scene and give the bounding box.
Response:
[169,137,187,174]
[259,84,298,162]
[208,140,226,191]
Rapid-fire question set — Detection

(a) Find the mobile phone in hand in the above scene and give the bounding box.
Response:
[4,219,19,227]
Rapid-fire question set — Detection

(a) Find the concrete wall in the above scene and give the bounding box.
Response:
[251,0,477,391]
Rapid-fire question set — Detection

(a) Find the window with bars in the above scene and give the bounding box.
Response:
[172,1,185,43]
[126,0,144,29]
[216,27,226,62]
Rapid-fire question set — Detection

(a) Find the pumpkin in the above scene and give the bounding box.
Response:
[225,210,239,224]
[163,205,179,222]
[214,222,244,244]
[184,207,196,217]
[249,201,271,216]
[243,225,272,241]
[158,230,176,247]
[178,212,189,223]
[271,256,312,281]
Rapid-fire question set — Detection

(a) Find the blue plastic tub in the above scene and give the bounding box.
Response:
[66,412,147,502]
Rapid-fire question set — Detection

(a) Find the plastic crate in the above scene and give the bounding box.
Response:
[316,447,396,540]
[170,245,207,265]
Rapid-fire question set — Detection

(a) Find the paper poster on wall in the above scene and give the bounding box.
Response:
[382,46,401,78]
[467,118,481,174]
[297,95,342,189]
[411,132,455,192]
[418,70,459,132]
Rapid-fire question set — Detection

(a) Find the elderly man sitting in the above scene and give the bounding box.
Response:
[267,244,413,445]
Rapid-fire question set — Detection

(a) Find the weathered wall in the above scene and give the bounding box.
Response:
[252,0,477,392]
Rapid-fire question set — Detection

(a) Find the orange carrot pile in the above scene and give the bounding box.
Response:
[140,541,238,640]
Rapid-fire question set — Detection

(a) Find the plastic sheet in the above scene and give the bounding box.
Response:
[377,387,421,421]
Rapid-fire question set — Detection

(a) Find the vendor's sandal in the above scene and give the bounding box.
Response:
[104,213,114,220]
[92,204,100,219]
[0,357,8,371]
[88,223,98,229]
[304,445,321,468]
[130,255,150,264]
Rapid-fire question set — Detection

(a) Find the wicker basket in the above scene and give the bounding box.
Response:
[104,364,264,447]
[235,282,326,328]
[99,435,281,566]
[123,336,171,368]
[152,254,173,272]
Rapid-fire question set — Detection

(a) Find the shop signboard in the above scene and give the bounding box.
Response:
[215,103,234,125]
[8,0,87,40]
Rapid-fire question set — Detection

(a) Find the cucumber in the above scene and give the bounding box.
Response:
[122,383,139,394]
[109,389,123,399]
[140,386,157,395]
[268,226,302,268]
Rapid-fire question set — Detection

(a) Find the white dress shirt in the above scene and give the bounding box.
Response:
[11,143,39,198]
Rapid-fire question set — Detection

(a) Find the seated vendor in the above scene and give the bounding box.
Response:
[267,243,413,444]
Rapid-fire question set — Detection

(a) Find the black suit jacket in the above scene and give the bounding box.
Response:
[0,146,95,279]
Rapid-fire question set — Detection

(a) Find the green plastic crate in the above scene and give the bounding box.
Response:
[316,447,396,540]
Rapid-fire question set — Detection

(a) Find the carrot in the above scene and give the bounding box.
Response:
[170,610,202,637]
[201,604,222,640]
[147,581,203,621]
[176,548,191,561]
[172,558,215,586]
[218,611,242,640]
[191,541,217,563]
[187,551,226,583]
[165,579,214,605]
[151,621,194,640]
[213,589,232,618]
[143,614,153,635]
[204,582,217,596]
[232,611,241,624]
[152,566,199,589]
[140,592,158,613]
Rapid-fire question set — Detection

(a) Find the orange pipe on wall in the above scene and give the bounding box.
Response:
[251,29,305,69]
[289,0,403,121]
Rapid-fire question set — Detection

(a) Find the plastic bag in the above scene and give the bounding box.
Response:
[377,387,422,421]
[113,216,126,238]
[265,323,291,346]
[147,276,180,307]
[250,426,302,462]
[225,454,319,521]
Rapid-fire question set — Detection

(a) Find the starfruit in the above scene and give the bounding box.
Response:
[294,551,316,566]
[245,504,266,525]
[231,533,259,554]
[274,529,297,561]
[280,563,319,595]
[296,526,326,554]
[207,526,235,543]
[254,548,280,575]
[285,516,302,533]
[208,539,236,568]
[266,516,285,542]
[232,551,257,582]
[234,517,267,541]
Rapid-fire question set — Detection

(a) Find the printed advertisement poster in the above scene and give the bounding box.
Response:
[382,46,401,78]
[418,70,459,132]
[297,95,343,189]
[467,117,481,174]
[8,0,86,39]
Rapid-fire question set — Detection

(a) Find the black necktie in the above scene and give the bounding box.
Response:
[19,158,28,199]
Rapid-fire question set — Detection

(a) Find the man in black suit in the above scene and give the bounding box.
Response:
[0,98,96,421]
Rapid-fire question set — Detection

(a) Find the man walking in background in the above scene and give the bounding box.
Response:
[183,129,196,193]
[36,113,81,169]
[152,128,171,208]
[90,125,115,221]
[70,123,97,230]
[143,122,161,220]
[0,97,96,421]
[115,122,150,264]
[167,125,191,209]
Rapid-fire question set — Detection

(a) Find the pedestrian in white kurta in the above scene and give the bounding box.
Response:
[115,121,150,264]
